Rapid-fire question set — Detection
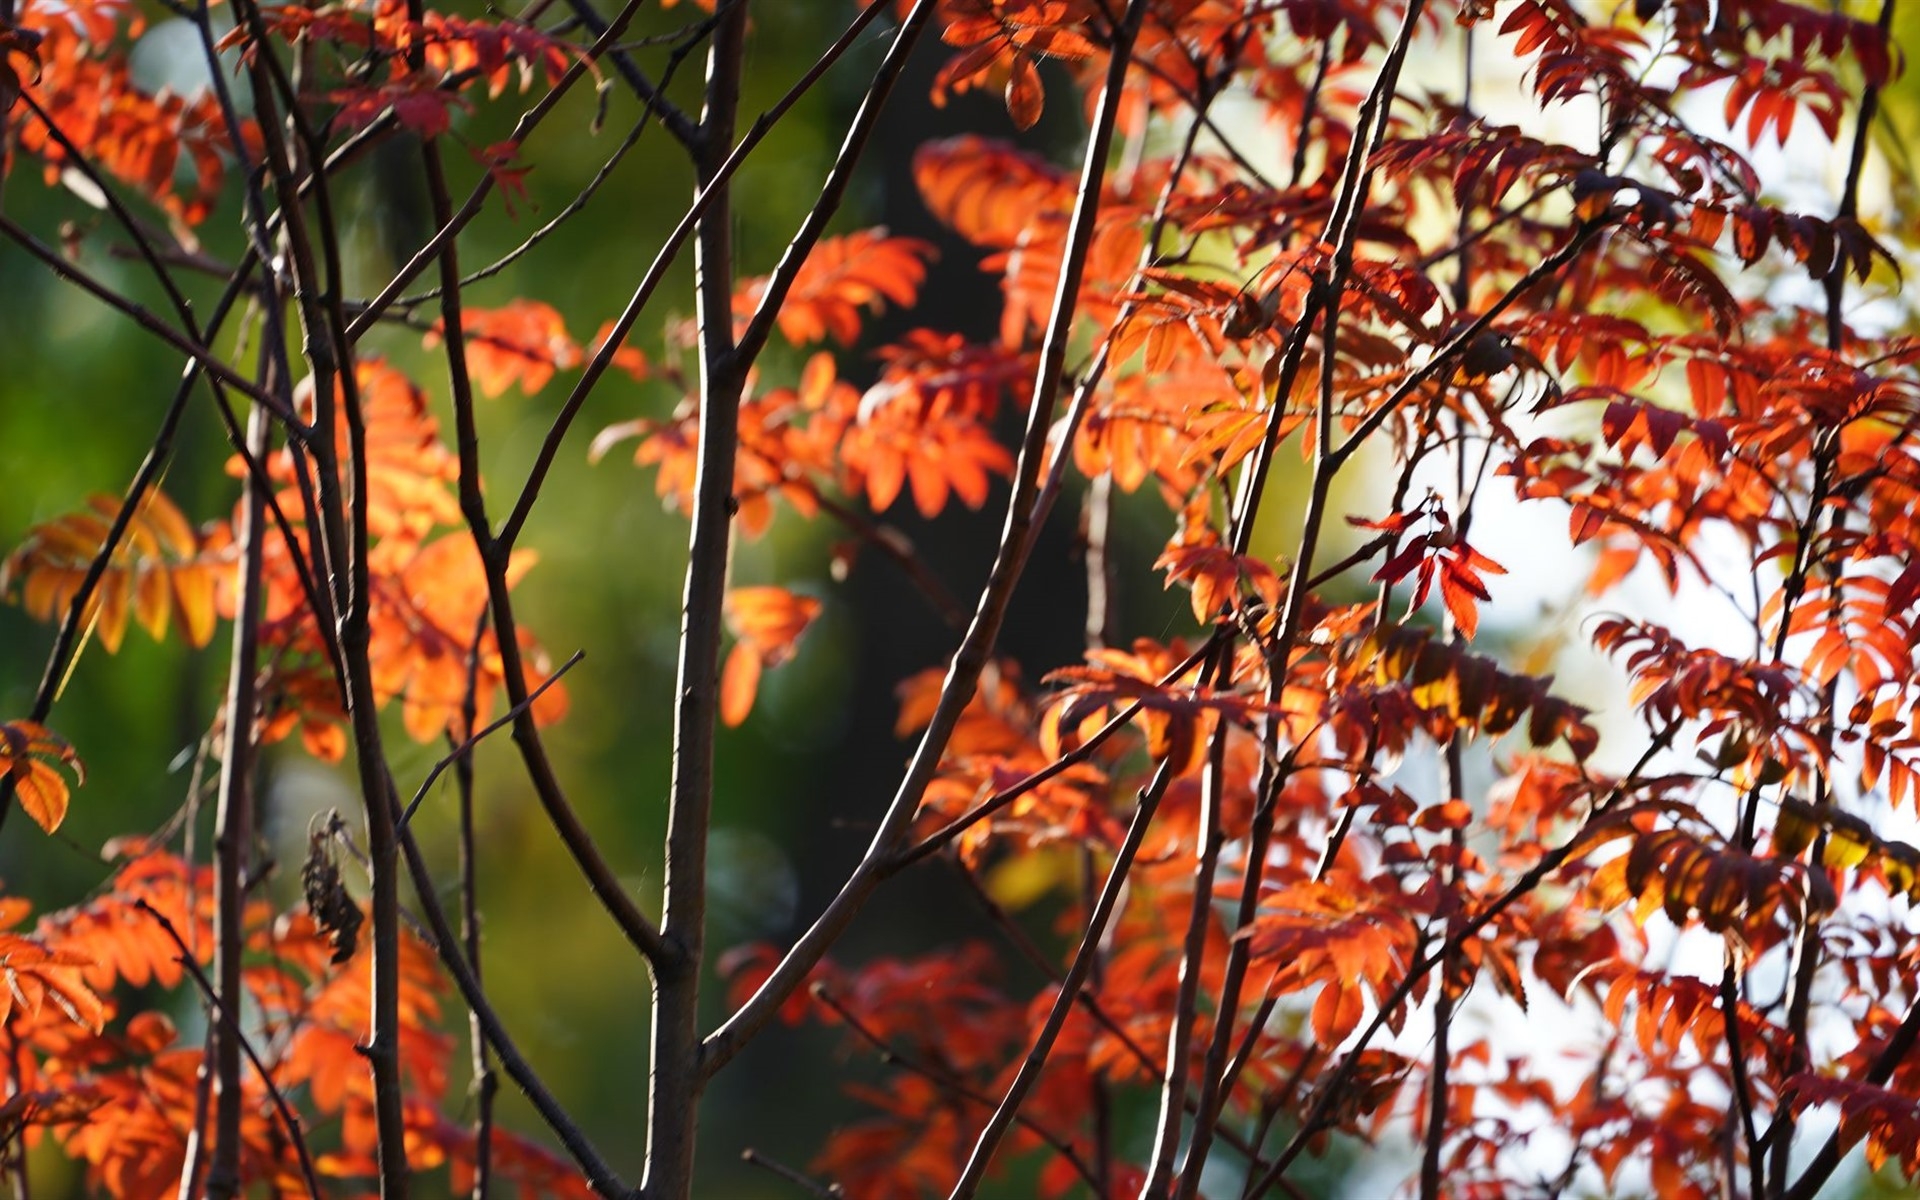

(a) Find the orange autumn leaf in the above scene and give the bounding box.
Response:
[724,586,824,665]
[370,534,568,743]
[245,359,463,552]
[733,230,935,347]
[0,720,83,835]
[720,587,822,726]
[16,17,241,223]
[1,489,224,654]
[1003,52,1043,130]
[865,330,1032,419]
[914,135,1072,249]
[841,405,1014,519]
[596,352,859,541]
[0,928,106,1032]
[426,299,583,397]
[47,849,214,993]
[719,646,764,729]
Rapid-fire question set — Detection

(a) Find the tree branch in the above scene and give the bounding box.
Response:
[703,0,1147,1080]
[559,0,705,151]
[947,755,1172,1198]
[413,116,673,970]
[493,0,906,554]
[204,398,271,1200]
[389,796,632,1199]
[645,4,747,1195]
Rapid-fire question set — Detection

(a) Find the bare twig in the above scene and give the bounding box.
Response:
[397,650,586,830]
[1781,986,1920,1200]
[414,54,671,969]
[205,399,272,1200]
[494,0,907,555]
[455,614,495,1200]
[0,262,255,832]
[346,0,662,338]
[134,901,324,1200]
[945,862,1279,1178]
[947,754,1172,1199]
[0,216,300,424]
[741,1149,845,1199]
[1247,730,1680,1197]
[1144,705,1231,1193]
[222,2,409,1186]
[559,0,705,150]
[731,0,927,370]
[1775,7,1898,1195]
[388,795,631,1199]
[813,987,1102,1193]
[394,8,720,308]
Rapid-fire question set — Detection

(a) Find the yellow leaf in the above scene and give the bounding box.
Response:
[983,846,1074,910]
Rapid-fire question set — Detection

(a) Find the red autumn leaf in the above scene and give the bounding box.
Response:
[471,139,533,216]
[1004,51,1043,130]
[331,76,465,137]
[1155,539,1282,623]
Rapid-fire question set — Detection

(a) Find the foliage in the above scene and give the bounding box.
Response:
[1,0,1918,1197]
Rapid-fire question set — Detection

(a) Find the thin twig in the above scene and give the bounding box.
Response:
[1775,9,1900,1190]
[741,1149,845,1199]
[0,264,254,832]
[394,9,719,308]
[397,650,586,829]
[455,611,495,1200]
[134,901,324,1200]
[387,791,631,1199]
[1144,703,1231,1193]
[225,1,407,1185]
[947,754,1172,1199]
[1246,729,1680,1197]
[812,988,1103,1193]
[731,0,926,370]
[0,215,300,425]
[205,397,273,1200]
[346,0,664,338]
[409,58,671,970]
[559,0,704,149]
[493,0,906,554]
[16,89,200,332]
[945,862,1280,1177]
